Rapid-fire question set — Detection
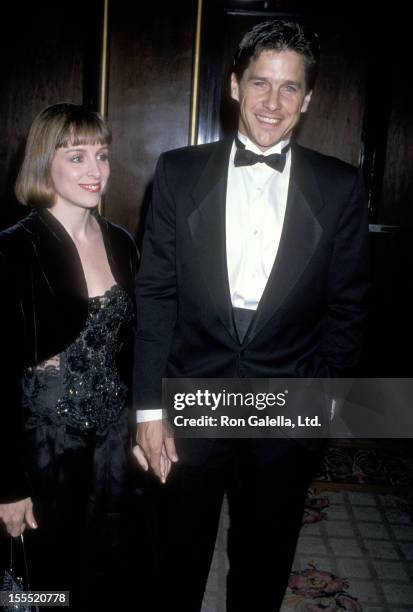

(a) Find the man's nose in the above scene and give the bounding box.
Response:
[263,88,281,110]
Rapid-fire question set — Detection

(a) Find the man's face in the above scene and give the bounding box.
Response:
[231,49,312,151]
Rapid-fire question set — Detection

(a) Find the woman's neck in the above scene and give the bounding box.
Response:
[48,202,97,242]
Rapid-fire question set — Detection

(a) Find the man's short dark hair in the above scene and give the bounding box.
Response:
[233,19,320,92]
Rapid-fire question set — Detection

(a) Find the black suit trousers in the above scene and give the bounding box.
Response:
[156,438,324,612]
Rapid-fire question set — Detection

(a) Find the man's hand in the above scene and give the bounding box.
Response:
[0,497,37,538]
[133,420,178,483]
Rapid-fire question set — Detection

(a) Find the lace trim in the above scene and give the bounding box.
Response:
[22,284,133,432]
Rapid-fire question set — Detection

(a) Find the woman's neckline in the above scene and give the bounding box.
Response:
[37,208,117,300]
[88,283,118,301]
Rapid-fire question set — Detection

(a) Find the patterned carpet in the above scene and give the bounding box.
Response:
[315,442,413,492]
[202,443,413,612]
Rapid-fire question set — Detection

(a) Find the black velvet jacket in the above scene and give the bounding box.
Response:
[0,208,138,503]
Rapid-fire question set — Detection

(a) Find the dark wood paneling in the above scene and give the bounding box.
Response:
[0,1,102,230]
[105,2,197,237]
[295,19,366,167]
[379,67,413,226]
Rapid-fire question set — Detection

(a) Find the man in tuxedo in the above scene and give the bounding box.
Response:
[133,19,369,611]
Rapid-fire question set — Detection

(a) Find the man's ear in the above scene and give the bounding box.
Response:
[230,73,240,102]
[301,89,313,114]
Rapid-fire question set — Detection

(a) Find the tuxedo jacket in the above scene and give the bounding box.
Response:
[134,139,369,411]
[0,208,138,503]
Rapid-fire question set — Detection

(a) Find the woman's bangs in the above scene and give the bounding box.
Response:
[56,119,111,149]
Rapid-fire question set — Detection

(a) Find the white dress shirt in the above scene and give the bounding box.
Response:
[137,133,291,422]
[227,132,291,310]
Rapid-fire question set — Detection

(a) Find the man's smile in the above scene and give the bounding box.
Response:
[255,114,282,125]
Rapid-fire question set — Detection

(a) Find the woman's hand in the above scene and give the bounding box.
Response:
[0,498,37,537]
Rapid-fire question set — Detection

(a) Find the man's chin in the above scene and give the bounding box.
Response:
[254,136,282,151]
[246,128,284,150]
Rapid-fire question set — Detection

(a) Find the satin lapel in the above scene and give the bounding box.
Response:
[244,145,325,344]
[187,139,238,342]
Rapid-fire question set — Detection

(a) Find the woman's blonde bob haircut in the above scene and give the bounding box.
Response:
[15,103,112,208]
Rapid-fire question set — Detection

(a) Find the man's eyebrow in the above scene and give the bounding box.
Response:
[246,76,303,88]
[247,75,269,81]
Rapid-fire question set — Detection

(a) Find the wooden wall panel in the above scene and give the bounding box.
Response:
[0,1,101,230]
[379,80,413,226]
[295,21,366,167]
[105,2,197,237]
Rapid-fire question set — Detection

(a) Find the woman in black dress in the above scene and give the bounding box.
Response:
[0,104,138,608]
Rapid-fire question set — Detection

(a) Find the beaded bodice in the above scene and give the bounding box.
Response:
[22,285,133,432]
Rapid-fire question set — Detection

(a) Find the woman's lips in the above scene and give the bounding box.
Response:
[79,183,101,193]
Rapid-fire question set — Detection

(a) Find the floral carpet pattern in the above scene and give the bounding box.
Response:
[202,445,413,612]
[280,490,413,612]
[282,492,364,611]
[315,444,413,490]
[284,564,362,611]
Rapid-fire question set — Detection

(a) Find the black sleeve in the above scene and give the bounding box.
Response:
[315,169,370,377]
[0,250,31,503]
[133,154,177,410]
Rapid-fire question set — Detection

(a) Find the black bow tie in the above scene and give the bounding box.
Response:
[234,137,289,172]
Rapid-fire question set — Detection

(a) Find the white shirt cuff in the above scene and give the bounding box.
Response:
[136,409,166,423]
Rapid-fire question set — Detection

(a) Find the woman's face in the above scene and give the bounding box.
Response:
[50,143,110,210]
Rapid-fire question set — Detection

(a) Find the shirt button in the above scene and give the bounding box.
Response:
[253,229,258,235]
